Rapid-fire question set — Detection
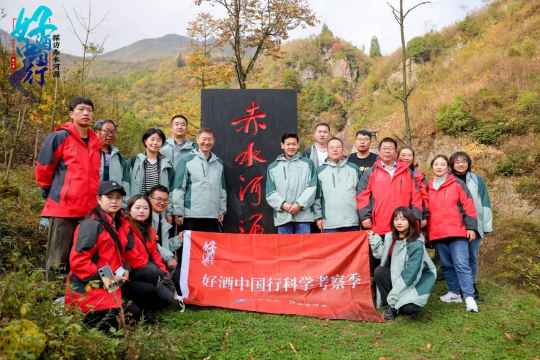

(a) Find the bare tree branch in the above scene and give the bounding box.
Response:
[404,1,431,19]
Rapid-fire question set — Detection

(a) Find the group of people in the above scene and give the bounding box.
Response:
[35,96,492,328]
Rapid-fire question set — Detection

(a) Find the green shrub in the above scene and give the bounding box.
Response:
[516,90,540,115]
[407,32,445,63]
[494,153,531,176]
[515,175,540,208]
[471,121,507,144]
[457,15,482,38]
[436,96,478,135]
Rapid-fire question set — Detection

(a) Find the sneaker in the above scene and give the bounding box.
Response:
[383,307,397,321]
[440,291,463,303]
[465,296,479,312]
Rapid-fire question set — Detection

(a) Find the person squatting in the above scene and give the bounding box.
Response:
[35,96,492,329]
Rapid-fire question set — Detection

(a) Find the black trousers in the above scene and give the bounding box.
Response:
[122,263,174,312]
[373,264,421,316]
[183,218,222,232]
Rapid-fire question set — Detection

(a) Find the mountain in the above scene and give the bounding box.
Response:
[98,33,193,62]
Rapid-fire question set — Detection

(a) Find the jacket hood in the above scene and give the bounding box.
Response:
[276,153,302,162]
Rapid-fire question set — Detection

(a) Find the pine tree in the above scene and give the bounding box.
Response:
[369,36,382,58]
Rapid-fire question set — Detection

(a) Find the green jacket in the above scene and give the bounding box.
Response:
[314,159,362,229]
[160,138,196,170]
[265,153,317,227]
[152,212,182,262]
[171,151,227,219]
[126,154,174,199]
[370,232,436,309]
[465,172,493,238]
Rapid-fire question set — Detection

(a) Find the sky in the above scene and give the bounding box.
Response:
[1,0,488,56]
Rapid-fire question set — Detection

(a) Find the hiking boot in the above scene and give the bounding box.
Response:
[440,291,463,303]
[465,296,479,313]
[383,307,397,321]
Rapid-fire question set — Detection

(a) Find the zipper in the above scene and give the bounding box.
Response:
[201,162,206,177]
[283,166,287,180]
[332,173,336,188]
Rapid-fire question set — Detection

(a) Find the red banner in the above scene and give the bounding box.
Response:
[180,231,383,322]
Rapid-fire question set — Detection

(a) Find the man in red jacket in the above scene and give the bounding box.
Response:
[357,137,423,235]
[35,96,101,278]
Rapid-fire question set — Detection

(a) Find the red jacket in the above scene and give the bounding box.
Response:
[357,160,423,234]
[65,209,126,313]
[413,168,429,219]
[35,122,101,218]
[427,175,478,241]
[122,221,168,274]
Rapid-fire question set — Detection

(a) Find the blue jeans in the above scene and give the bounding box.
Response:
[323,226,360,233]
[435,238,475,298]
[469,237,481,283]
[277,222,311,234]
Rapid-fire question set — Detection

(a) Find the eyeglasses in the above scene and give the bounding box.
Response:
[150,196,169,204]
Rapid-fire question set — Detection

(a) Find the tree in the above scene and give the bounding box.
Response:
[64,1,108,94]
[387,0,431,145]
[187,12,219,88]
[193,0,318,89]
[369,36,382,58]
[318,23,334,52]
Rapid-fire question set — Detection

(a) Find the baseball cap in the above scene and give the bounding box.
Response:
[98,181,126,196]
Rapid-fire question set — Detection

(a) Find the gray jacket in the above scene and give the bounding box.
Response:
[99,146,126,184]
[152,212,182,262]
[314,159,361,229]
[171,150,227,219]
[370,232,436,309]
[265,153,317,227]
[160,138,196,170]
[465,172,493,238]
[127,154,174,199]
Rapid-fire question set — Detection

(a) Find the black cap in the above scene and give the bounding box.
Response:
[98,181,126,196]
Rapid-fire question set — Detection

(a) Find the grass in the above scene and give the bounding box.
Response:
[135,280,539,360]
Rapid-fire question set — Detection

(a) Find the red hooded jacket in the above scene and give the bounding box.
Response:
[65,209,127,313]
[427,175,478,241]
[35,122,101,218]
[357,160,423,234]
[122,221,168,274]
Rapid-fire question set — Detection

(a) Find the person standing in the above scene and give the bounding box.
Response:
[171,128,227,232]
[160,114,196,169]
[449,151,493,300]
[94,119,127,186]
[427,155,479,312]
[314,137,362,232]
[127,128,174,200]
[35,96,101,277]
[348,129,378,179]
[398,146,428,228]
[266,133,317,234]
[304,122,331,167]
[357,137,423,235]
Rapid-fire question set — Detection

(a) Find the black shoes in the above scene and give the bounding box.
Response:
[383,307,397,321]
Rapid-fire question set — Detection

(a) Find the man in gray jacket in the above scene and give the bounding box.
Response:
[266,133,317,234]
[160,114,196,169]
[314,137,362,232]
[172,128,226,232]
[94,119,127,186]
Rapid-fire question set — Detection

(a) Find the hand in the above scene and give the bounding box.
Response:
[175,216,184,225]
[281,202,292,212]
[367,230,375,236]
[116,271,129,283]
[420,220,427,228]
[218,213,224,223]
[167,258,178,269]
[289,204,301,215]
[466,230,476,242]
[166,215,174,224]
[361,219,372,229]
[316,219,324,231]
